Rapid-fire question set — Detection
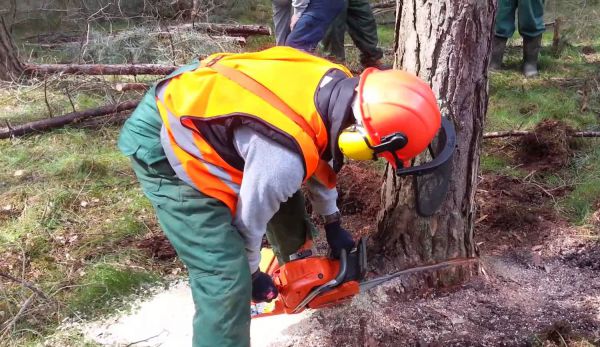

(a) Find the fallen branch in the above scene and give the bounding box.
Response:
[154,32,247,46]
[170,23,271,37]
[483,130,600,139]
[0,293,36,340]
[372,1,395,9]
[0,272,50,301]
[77,112,131,128]
[0,100,139,139]
[23,63,177,76]
[114,82,151,92]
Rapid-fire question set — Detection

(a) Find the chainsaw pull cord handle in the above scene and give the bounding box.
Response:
[291,249,349,313]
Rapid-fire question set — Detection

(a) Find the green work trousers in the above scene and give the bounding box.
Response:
[495,0,546,38]
[321,0,383,65]
[119,87,314,347]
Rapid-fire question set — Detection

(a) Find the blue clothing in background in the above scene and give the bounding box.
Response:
[285,0,344,52]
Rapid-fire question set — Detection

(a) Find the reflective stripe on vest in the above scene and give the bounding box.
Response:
[158,83,241,212]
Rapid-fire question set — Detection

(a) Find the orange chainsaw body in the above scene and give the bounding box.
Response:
[251,247,362,318]
[273,256,359,311]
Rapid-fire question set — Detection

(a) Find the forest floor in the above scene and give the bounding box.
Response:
[1,0,599,346]
[48,159,600,347]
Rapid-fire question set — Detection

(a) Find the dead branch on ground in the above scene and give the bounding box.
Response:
[113,82,151,92]
[0,101,139,139]
[0,294,36,340]
[483,130,600,139]
[372,1,395,9]
[23,63,177,76]
[170,22,271,37]
[0,272,51,302]
[77,112,131,128]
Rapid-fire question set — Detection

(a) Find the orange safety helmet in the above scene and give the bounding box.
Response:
[338,68,450,172]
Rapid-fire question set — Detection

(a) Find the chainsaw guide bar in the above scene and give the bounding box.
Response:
[251,238,477,318]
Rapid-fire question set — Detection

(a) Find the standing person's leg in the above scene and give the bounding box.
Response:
[272,0,292,45]
[491,0,518,70]
[321,0,350,63]
[345,0,384,68]
[285,0,345,52]
[131,157,251,347]
[517,0,546,38]
[266,191,317,264]
[518,0,545,76]
[495,0,518,38]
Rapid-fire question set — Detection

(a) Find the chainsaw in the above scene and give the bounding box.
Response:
[251,238,476,318]
[251,116,465,317]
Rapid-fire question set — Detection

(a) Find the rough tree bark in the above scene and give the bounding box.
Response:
[0,17,24,81]
[372,1,496,284]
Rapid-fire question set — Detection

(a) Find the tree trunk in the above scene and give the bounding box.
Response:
[372,1,496,284]
[0,17,24,81]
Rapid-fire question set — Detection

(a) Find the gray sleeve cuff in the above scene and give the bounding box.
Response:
[306,177,339,216]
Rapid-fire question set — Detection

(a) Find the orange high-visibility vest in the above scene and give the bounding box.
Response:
[156,47,353,213]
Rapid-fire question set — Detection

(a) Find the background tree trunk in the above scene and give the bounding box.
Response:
[0,17,23,81]
[371,1,496,284]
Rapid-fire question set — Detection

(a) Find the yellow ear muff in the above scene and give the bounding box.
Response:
[338,128,375,161]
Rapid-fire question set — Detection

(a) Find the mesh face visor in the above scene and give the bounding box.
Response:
[394,117,456,217]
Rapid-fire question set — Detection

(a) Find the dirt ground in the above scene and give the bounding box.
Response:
[266,162,600,346]
[131,136,600,346]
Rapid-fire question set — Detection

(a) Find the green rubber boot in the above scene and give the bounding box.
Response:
[522,35,542,77]
[490,36,507,71]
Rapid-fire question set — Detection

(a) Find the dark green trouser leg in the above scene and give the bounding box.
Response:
[517,0,545,38]
[495,0,518,38]
[322,0,383,64]
[346,0,383,65]
[266,191,317,264]
[496,0,545,38]
[130,157,251,347]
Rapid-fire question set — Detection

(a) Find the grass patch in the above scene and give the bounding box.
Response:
[69,263,159,317]
[480,152,527,178]
[560,142,600,224]
[377,25,396,47]
[485,1,600,224]
[0,127,164,345]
